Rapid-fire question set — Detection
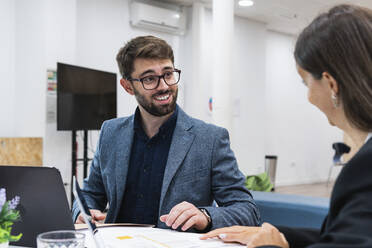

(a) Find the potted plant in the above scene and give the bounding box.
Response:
[0,188,22,248]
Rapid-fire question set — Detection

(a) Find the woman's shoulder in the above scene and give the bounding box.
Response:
[332,138,372,200]
[346,138,372,168]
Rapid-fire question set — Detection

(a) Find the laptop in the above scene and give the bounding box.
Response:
[0,166,75,247]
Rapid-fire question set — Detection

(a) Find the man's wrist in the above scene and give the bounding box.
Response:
[199,208,212,231]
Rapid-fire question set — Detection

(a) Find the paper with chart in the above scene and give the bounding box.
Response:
[79,226,244,248]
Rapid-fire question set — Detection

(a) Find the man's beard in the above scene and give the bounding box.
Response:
[133,88,178,117]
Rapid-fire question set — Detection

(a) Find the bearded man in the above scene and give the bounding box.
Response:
[72,36,260,233]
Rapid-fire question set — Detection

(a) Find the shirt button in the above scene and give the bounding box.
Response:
[139,194,143,198]
[144,168,147,173]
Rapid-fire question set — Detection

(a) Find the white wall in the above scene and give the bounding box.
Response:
[0,0,15,137]
[264,31,343,185]
[180,10,267,176]
[45,0,77,69]
[231,17,267,175]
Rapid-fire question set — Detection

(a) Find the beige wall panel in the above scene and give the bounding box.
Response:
[0,137,42,166]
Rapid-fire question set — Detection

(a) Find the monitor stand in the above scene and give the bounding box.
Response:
[71,130,91,207]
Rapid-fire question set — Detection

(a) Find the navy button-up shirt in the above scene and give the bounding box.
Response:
[117,106,178,225]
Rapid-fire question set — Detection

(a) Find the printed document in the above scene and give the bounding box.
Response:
[79,226,244,248]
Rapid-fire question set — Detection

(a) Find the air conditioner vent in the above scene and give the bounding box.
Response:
[130,1,187,35]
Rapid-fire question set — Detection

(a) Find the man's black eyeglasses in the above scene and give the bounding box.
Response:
[127,69,181,90]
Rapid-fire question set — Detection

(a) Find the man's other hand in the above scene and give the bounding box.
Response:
[159,201,209,231]
[75,209,106,224]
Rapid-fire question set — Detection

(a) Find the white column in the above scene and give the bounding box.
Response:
[212,0,234,132]
[14,0,47,137]
[185,2,211,121]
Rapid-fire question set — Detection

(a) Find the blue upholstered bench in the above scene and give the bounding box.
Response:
[251,191,330,229]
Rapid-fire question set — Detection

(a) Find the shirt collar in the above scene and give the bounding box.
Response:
[159,105,178,136]
[133,107,143,132]
[365,132,372,144]
[133,105,178,137]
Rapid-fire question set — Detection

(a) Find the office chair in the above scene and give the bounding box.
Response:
[327,142,350,186]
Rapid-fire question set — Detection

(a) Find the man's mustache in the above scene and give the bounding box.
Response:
[152,90,172,97]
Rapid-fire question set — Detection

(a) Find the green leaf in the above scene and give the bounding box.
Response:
[0,227,10,243]
[245,172,273,192]
[0,238,8,244]
[0,199,22,243]
[9,233,22,242]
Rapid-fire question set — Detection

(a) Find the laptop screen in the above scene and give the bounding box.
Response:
[0,166,75,247]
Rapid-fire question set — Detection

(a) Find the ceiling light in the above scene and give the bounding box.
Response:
[238,0,254,7]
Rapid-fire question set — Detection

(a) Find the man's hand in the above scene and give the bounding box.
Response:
[75,209,106,224]
[159,201,209,231]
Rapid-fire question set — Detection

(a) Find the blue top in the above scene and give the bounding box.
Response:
[116,106,178,225]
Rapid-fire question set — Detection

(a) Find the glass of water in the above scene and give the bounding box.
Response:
[37,230,85,248]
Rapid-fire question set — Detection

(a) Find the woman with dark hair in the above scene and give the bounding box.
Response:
[201,4,372,248]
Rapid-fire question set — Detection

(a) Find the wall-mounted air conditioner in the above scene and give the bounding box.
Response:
[130,1,187,35]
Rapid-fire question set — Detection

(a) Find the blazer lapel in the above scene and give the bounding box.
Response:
[159,109,195,211]
[114,116,135,219]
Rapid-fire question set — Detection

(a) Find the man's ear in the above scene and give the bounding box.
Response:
[322,71,339,95]
[120,78,135,95]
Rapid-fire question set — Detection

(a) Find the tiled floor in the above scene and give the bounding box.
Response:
[275,181,334,198]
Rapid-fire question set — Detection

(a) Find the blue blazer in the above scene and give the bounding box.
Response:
[72,107,260,229]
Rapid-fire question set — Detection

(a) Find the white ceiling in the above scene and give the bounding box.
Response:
[159,0,372,35]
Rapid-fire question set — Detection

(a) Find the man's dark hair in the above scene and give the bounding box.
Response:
[295,4,372,131]
[116,36,174,79]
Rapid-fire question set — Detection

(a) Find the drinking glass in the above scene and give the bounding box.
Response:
[37,230,85,248]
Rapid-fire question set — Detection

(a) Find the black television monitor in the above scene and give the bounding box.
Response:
[57,62,117,130]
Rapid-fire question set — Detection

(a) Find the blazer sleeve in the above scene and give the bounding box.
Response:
[277,226,320,248]
[277,142,372,248]
[202,127,261,229]
[309,190,372,247]
[278,190,372,248]
[71,123,108,222]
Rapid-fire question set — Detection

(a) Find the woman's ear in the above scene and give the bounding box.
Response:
[120,78,135,95]
[322,72,339,95]
[322,72,340,108]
